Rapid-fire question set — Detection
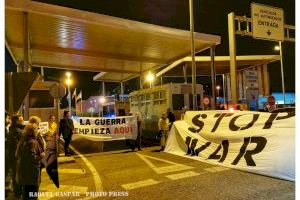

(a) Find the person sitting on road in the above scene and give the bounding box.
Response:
[158,113,170,151]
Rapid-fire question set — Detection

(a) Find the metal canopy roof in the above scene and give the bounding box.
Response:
[156,55,281,77]
[6,0,221,76]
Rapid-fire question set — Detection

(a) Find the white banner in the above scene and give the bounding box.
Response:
[39,122,49,135]
[165,111,295,181]
[72,116,138,141]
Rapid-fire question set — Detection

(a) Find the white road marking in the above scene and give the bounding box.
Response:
[69,145,103,192]
[122,179,160,190]
[42,168,86,174]
[136,153,194,174]
[204,166,230,173]
[165,171,201,180]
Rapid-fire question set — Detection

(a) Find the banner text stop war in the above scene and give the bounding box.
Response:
[165,111,295,181]
[187,111,295,133]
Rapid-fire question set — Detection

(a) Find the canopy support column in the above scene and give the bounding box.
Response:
[41,66,44,81]
[210,45,216,109]
[102,81,105,96]
[279,41,285,104]
[228,12,238,105]
[222,74,226,105]
[257,65,264,97]
[183,63,187,84]
[23,12,30,120]
[238,72,243,100]
[189,0,197,110]
[263,64,270,96]
[120,82,124,101]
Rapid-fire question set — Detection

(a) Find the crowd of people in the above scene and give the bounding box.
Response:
[5,110,74,199]
[5,108,177,199]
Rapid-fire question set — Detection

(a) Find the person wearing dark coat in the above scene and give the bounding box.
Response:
[16,123,45,200]
[59,111,74,156]
[167,108,175,130]
[5,112,11,196]
[130,113,142,151]
[7,114,25,197]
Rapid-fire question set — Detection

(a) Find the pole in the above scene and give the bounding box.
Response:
[23,12,30,120]
[228,12,238,106]
[279,41,285,105]
[102,81,105,96]
[222,74,226,105]
[183,63,187,84]
[68,84,71,115]
[23,12,29,72]
[41,66,44,81]
[189,0,197,110]
[139,74,143,89]
[120,82,124,101]
[210,46,216,109]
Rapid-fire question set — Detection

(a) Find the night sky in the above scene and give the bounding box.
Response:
[5,0,295,99]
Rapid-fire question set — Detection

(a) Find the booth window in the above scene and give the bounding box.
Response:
[140,93,151,106]
[153,90,166,105]
[29,90,54,108]
[189,94,201,109]
[130,95,139,107]
[172,94,184,110]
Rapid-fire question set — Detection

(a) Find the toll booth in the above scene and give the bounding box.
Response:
[153,55,280,111]
[225,65,270,110]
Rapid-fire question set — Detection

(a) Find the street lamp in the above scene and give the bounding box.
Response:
[99,96,106,104]
[65,72,72,115]
[146,71,154,88]
[216,85,220,97]
[274,45,280,51]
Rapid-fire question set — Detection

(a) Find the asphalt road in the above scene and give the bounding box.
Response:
[28,138,295,200]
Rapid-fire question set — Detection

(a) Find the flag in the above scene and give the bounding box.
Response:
[44,135,59,188]
[76,90,82,102]
[72,88,77,99]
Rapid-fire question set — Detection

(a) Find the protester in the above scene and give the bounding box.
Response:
[218,103,226,110]
[5,112,11,196]
[180,107,187,120]
[158,113,170,151]
[45,115,57,144]
[16,123,45,200]
[167,108,175,130]
[130,113,142,151]
[7,114,25,197]
[59,111,74,156]
[29,116,46,152]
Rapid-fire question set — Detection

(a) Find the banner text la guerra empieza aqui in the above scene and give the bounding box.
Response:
[72,116,137,141]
